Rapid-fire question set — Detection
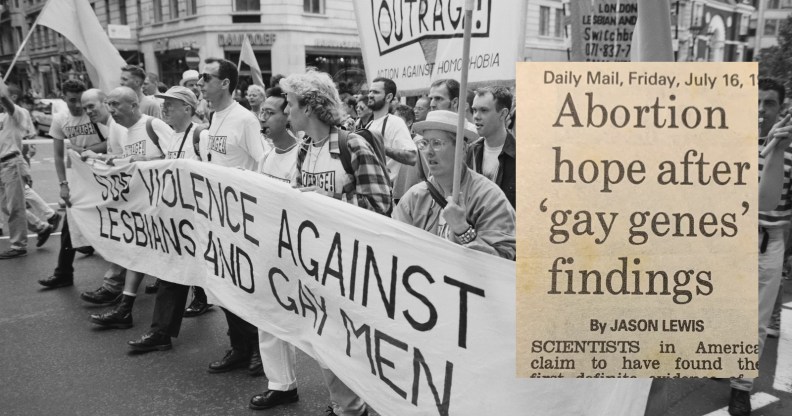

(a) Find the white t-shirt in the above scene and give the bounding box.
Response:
[161,122,202,160]
[301,138,352,200]
[0,104,27,157]
[200,101,267,170]
[110,115,172,159]
[366,114,416,182]
[259,144,299,183]
[482,142,503,182]
[49,111,103,150]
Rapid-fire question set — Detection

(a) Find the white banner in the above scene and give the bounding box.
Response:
[67,153,650,416]
[352,0,527,95]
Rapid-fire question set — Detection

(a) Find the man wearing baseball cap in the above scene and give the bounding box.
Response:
[127,85,213,352]
[181,69,208,124]
[392,110,515,260]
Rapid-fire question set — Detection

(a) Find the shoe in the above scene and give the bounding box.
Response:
[90,295,135,329]
[249,389,299,410]
[36,224,54,247]
[81,287,122,305]
[249,350,265,377]
[75,246,95,256]
[184,298,213,318]
[767,318,781,338]
[208,349,249,373]
[324,406,368,416]
[38,275,73,289]
[144,279,160,294]
[0,248,27,260]
[47,212,62,231]
[128,331,172,352]
[728,388,751,416]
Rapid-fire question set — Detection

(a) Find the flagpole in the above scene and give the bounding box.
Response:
[2,15,42,83]
[451,0,474,203]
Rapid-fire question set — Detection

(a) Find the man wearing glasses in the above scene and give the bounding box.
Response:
[392,110,516,260]
[197,58,267,377]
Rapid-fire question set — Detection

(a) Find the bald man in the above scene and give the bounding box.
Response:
[39,84,115,288]
[87,86,174,329]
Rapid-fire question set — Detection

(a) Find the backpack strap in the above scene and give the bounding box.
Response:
[424,180,447,209]
[337,128,355,177]
[380,113,388,136]
[145,117,164,155]
[192,125,206,161]
[92,123,106,142]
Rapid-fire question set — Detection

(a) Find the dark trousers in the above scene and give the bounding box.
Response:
[53,214,75,279]
[222,308,258,356]
[150,280,191,337]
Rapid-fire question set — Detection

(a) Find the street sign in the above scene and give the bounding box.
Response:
[185,51,200,70]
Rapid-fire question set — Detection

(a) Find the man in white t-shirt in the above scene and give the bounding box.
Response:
[198,57,267,377]
[127,85,212,353]
[366,77,417,188]
[0,79,32,259]
[120,65,162,119]
[89,86,171,329]
[39,86,126,290]
[465,86,515,208]
[248,86,301,410]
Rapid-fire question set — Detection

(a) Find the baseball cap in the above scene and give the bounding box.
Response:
[155,86,198,108]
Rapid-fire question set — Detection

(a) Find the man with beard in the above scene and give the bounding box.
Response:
[428,78,460,112]
[365,77,416,200]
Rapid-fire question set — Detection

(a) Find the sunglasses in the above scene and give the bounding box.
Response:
[200,73,219,82]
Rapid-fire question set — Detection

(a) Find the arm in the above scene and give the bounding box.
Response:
[86,141,108,154]
[442,186,516,260]
[0,80,15,115]
[759,115,792,211]
[385,147,417,165]
[53,139,71,206]
[348,136,393,215]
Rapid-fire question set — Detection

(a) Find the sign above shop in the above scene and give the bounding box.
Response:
[107,24,132,40]
[154,38,199,52]
[313,39,361,49]
[218,33,277,47]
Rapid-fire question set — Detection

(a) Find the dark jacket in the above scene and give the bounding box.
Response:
[465,131,516,208]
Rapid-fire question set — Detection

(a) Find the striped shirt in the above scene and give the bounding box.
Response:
[296,126,392,215]
[758,139,792,227]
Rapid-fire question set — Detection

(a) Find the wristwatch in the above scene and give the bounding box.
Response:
[59,181,69,186]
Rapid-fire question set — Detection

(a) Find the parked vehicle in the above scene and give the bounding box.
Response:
[31,98,68,136]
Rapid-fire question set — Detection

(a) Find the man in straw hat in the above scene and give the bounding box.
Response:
[393,109,515,260]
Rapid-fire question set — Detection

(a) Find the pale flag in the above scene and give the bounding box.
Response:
[238,35,265,89]
[38,0,125,91]
[630,0,674,62]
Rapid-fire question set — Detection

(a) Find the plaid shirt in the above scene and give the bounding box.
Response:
[296,126,392,215]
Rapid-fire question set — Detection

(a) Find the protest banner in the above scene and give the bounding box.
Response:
[66,153,650,415]
[569,0,638,62]
[351,0,527,95]
[516,62,758,378]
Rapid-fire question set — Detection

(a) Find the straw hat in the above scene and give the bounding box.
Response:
[412,110,479,142]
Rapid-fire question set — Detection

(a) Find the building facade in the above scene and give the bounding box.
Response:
[671,0,754,62]
[749,0,792,58]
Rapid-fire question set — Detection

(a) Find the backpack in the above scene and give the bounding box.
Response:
[144,117,164,155]
[192,112,213,161]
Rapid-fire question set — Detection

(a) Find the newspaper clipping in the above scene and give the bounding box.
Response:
[516,62,758,379]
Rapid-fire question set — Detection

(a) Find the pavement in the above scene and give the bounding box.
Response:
[0,141,790,415]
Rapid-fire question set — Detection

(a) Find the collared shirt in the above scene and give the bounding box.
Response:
[0,104,27,158]
[758,139,792,227]
[296,126,392,215]
[393,167,516,260]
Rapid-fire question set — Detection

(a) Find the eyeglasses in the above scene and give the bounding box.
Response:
[414,138,450,152]
[200,73,218,82]
[259,109,278,120]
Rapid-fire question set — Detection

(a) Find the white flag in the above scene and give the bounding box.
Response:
[38,0,126,91]
[238,35,265,89]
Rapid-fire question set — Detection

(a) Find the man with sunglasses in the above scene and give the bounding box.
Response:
[393,110,516,260]
[197,58,267,377]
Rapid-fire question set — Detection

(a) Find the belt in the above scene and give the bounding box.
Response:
[0,151,20,163]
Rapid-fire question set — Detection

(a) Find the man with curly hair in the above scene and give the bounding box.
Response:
[281,69,391,416]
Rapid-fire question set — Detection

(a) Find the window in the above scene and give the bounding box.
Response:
[765,19,778,36]
[304,0,323,14]
[153,0,162,22]
[105,0,111,23]
[235,0,260,12]
[768,0,780,9]
[554,8,564,38]
[170,0,179,19]
[186,0,197,16]
[119,0,127,24]
[539,6,550,37]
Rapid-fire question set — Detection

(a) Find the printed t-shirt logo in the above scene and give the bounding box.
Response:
[208,136,227,154]
[262,173,291,184]
[302,171,336,193]
[63,123,96,138]
[167,151,185,159]
[124,140,147,157]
